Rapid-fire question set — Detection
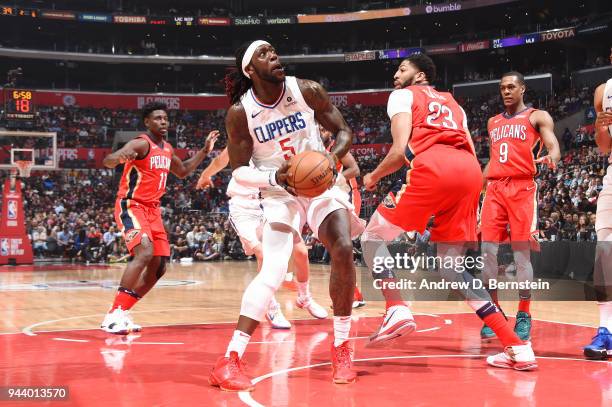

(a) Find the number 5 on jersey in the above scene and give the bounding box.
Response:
[279,137,296,160]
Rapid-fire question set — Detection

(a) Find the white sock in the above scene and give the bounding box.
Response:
[226,330,251,358]
[297,281,310,300]
[598,302,612,331]
[285,271,294,282]
[333,316,351,347]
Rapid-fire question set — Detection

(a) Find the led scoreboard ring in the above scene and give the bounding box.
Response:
[5,89,36,120]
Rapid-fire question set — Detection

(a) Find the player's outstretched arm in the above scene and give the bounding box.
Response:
[196,148,229,190]
[363,111,412,191]
[533,110,561,169]
[340,152,360,180]
[594,83,612,155]
[102,138,148,168]
[225,103,286,189]
[170,130,220,179]
[299,79,353,160]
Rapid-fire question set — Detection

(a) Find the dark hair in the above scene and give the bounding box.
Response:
[404,53,436,83]
[223,42,254,105]
[501,71,525,85]
[141,101,167,123]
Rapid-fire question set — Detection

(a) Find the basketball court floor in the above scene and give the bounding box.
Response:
[1,260,610,406]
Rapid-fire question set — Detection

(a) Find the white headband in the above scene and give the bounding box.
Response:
[242,40,270,78]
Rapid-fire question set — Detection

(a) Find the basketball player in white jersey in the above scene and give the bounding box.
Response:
[584,46,612,359]
[195,147,328,326]
[319,125,366,308]
[208,40,364,391]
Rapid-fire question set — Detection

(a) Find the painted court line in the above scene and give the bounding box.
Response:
[238,354,611,407]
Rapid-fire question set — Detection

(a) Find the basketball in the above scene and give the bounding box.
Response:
[287,150,335,198]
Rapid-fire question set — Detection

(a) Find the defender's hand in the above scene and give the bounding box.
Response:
[204,130,221,154]
[363,173,378,191]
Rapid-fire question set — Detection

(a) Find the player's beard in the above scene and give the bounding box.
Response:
[397,74,416,89]
[255,66,285,84]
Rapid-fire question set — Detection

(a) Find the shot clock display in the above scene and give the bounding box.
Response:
[5,89,36,120]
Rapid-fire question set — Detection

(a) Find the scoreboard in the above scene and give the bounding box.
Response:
[4,89,36,120]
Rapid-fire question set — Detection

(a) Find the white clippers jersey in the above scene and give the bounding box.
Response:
[602,78,612,185]
[604,78,612,137]
[241,76,325,171]
[226,177,259,198]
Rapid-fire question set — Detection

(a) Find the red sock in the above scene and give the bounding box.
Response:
[110,289,140,312]
[483,312,523,347]
[518,298,530,314]
[354,286,363,301]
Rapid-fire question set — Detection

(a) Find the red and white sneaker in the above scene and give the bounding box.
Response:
[296,296,328,319]
[209,351,255,392]
[367,305,416,347]
[331,341,357,384]
[486,342,538,371]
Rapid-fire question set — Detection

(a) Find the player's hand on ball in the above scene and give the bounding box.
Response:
[535,155,557,170]
[196,173,213,190]
[363,173,377,191]
[275,161,297,196]
[204,130,221,154]
[118,151,138,163]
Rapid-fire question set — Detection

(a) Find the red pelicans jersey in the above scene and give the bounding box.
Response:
[486,108,542,179]
[117,133,173,205]
[388,85,473,163]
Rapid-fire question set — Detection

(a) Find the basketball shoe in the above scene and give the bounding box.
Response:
[486,342,538,371]
[266,303,291,329]
[367,305,416,347]
[209,351,254,392]
[514,311,532,341]
[296,296,328,319]
[352,286,366,308]
[480,324,497,340]
[583,327,612,360]
[101,307,142,335]
[331,341,357,384]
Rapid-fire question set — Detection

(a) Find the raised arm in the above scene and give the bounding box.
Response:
[170,130,220,179]
[532,110,561,170]
[196,148,229,190]
[299,78,353,160]
[340,151,360,180]
[103,138,149,168]
[594,83,612,155]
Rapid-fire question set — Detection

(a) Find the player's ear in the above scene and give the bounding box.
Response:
[245,63,255,78]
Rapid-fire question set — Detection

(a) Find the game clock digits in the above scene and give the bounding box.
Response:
[5,89,36,120]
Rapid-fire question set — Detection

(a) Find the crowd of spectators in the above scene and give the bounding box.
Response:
[1,79,608,263]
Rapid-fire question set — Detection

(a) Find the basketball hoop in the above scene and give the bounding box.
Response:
[14,160,33,178]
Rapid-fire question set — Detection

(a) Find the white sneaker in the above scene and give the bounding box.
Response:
[266,304,291,329]
[487,342,538,371]
[296,296,328,319]
[352,300,366,309]
[101,308,142,335]
[367,305,416,348]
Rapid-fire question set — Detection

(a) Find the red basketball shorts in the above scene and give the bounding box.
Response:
[114,198,170,257]
[377,145,482,242]
[479,177,538,243]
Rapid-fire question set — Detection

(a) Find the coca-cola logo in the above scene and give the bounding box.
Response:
[540,28,575,42]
